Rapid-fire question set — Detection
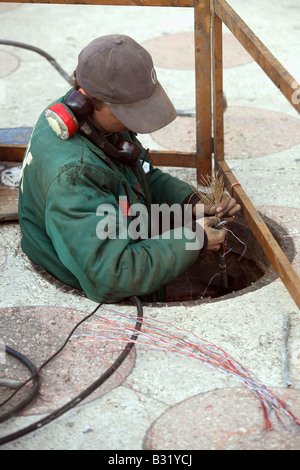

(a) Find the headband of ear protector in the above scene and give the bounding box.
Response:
[44,90,143,167]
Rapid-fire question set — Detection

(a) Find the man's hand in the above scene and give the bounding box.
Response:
[193,193,241,222]
[196,216,227,252]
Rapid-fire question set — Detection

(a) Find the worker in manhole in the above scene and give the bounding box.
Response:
[18,35,241,303]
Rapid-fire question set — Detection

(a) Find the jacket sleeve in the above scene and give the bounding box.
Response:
[147,165,196,206]
[44,166,202,304]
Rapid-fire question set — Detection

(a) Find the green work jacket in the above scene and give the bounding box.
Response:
[18,91,204,303]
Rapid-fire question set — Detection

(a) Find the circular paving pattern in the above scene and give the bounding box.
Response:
[0,50,20,78]
[143,387,300,450]
[151,107,300,158]
[142,33,253,70]
[0,4,21,14]
[0,306,136,416]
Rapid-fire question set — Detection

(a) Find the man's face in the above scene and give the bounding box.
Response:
[90,104,129,134]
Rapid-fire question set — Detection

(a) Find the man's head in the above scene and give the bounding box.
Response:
[73,81,130,134]
[74,35,177,134]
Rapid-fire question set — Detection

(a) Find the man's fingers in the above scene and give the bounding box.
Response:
[204,205,215,215]
[205,216,221,228]
[216,194,241,218]
[216,194,234,212]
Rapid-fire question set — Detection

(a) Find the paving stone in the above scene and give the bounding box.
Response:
[143,387,300,450]
[142,33,253,70]
[151,107,300,158]
[0,4,21,14]
[0,1,299,452]
[0,305,135,416]
[258,206,300,276]
[0,51,20,79]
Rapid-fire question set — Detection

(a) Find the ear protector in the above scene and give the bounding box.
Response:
[45,90,93,140]
[44,90,143,167]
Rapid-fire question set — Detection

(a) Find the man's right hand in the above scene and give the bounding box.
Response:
[196,216,227,252]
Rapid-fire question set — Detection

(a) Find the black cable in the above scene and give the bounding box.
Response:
[0,296,143,446]
[0,347,40,425]
[0,39,72,84]
[176,109,196,117]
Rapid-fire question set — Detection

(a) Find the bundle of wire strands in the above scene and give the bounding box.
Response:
[73,305,300,433]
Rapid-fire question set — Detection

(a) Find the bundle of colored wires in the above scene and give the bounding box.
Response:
[74,305,300,433]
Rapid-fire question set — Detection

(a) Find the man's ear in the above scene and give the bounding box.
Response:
[78,88,87,96]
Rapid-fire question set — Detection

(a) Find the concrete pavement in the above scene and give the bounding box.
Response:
[0,0,299,451]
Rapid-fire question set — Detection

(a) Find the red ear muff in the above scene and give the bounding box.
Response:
[44,91,141,167]
[45,102,79,140]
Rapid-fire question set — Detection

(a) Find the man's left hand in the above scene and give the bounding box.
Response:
[193,193,241,222]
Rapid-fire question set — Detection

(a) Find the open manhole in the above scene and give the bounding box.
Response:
[158,213,295,306]
[30,213,294,306]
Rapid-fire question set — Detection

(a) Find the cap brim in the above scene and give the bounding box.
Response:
[105,82,177,134]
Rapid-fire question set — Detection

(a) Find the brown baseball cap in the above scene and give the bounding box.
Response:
[75,35,177,134]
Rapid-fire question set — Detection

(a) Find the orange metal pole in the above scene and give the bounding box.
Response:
[211,1,225,164]
[194,0,212,181]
